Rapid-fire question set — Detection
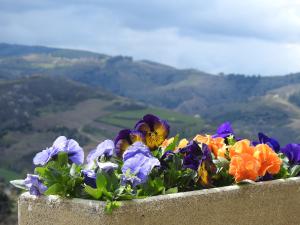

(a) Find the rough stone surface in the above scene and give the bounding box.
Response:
[19,177,300,225]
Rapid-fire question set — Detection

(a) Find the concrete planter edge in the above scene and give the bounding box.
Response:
[18,177,300,225]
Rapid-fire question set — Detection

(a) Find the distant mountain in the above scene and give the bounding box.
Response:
[1,43,300,150]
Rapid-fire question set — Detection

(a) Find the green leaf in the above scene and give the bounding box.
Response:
[214,157,230,170]
[104,201,121,214]
[44,183,63,195]
[165,134,180,152]
[227,135,236,146]
[102,189,113,200]
[84,185,102,199]
[35,167,46,177]
[10,180,27,190]
[165,187,178,194]
[57,152,68,166]
[291,165,300,177]
[96,173,107,190]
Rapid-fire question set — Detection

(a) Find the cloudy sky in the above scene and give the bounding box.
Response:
[1,0,300,75]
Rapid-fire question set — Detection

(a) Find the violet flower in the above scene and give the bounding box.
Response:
[281,143,300,165]
[212,122,234,138]
[97,162,118,172]
[253,132,280,153]
[123,141,152,161]
[160,150,175,169]
[179,141,204,170]
[33,136,84,166]
[82,169,96,188]
[86,140,115,169]
[121,142,160,187]
[24,174,47,196]
[114,129,145,157]
[134,114,170,150]
[180,141,215,187]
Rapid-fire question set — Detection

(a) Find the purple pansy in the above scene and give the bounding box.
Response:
[121,142,160,187]
[24,174,47,196]
[179,141,215,186]
[97,162,118,172]
[160,150,175,169]
[86,140,115,169]
[82,169,97,188]
[33,136,84,166]
[259,172,274,181]
[281,143,300,165]
[252,132,280,152]
[114,129,145,157]
[179,141,204,170]
[212,122,234,138]
[123,141,153,161]
[134,114,170,150]
[197,144,216,187]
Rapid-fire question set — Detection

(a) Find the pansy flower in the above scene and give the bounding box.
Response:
[179,141,215,186]
[228,139,260,182]
[82,169,97,188]
[24,174,47,196]
[253,132,280,153]
[134,114,170,150]
[114,129,144,157]
[178,138,189,149]
[86,139,115,169]
[179,141,204,170]
[33,136,84,166]
[194,134,225,158]
[121,142,160,187]
[197,144,216,187]
[160,150,175,169]
[229,153,261,182]
[160,137,189,151]
[160,137,174,149]
[253,144,281,176]
[212,122,234,138]
[229,139,255,158]
[281,143,300,165]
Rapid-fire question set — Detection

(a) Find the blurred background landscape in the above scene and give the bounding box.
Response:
[1,0,300,224]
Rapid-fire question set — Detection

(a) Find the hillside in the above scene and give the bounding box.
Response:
[1,43,300,148]
[0,75,205,182]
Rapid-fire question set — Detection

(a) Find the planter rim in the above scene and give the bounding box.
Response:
[19,176,300,206]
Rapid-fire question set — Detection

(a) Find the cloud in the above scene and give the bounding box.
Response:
[0,0,300,75]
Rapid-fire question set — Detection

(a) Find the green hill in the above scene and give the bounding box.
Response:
[0,75,205,182]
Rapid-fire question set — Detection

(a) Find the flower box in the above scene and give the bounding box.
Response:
[19,177,300,225]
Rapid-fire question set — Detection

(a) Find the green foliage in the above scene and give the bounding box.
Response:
[226,135,236,146]
[213,157,234,186]
[274,153,290,179]
[104,201,121,214]
[35,152,83,197]
[290,165,300,177]
[84,171,136,213]
[138,176,165,196]
[162,154,197,191]
[164,134,179,152]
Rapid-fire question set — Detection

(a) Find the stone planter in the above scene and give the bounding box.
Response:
[19,177,300,225]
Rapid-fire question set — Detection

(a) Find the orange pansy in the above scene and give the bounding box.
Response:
[178,138,189,149]
[160,137,174,149]
[229,139,255,158]
[193,134,225,158]
[253,144,282,176]
[229,153,261,182]
[160,137,189,151]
